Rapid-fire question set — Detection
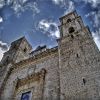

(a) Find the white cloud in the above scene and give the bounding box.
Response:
[64,1,75,14]
[85,11,100,31]
[94,11,100,28]
[12,1,40,17]
[52,0,72,9]
[73,0,100,7]
[0,48,5,61]
[0,0,5,9]
[52,0,59,4]
[85,12,95,17]
[0,16,3,23]
[85,10,100,50]
[0,0,40,17]
[82,0,100,7]
[52,0,65,5]
[92,29,100,50]
[0,40,8,61]
[0,41,8,51]
[22,0,28,3]
[38,19,60,38]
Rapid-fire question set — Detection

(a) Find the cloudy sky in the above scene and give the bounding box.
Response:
[0,0,100,61]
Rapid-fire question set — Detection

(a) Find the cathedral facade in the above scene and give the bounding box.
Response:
[0,11,100,100]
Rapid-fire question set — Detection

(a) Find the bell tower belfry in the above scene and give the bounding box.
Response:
[59,11,85,38]
[58,11,100,99]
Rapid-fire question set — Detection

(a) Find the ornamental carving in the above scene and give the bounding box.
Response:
[13,68,46,100]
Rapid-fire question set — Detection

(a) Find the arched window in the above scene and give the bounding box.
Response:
[23,47,27,53]
[83,78,86,85]
[68,27,75,33]
[21,91,31,100]
[67,19,71,23]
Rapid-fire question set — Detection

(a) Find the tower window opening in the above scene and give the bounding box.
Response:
[83,78,86,85]
[76,54,79,57]
[69,27,75,33]
[24,48,27,53]
[67,19,71,23]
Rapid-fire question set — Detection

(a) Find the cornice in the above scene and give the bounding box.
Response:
[12,46,58,70]
[16,68,46,89]
[59,10,77,21]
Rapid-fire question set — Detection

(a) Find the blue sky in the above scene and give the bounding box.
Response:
[0,0,100,60]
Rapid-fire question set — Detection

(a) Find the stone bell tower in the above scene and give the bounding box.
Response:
[1,36,32,65]
[58,11,100,99]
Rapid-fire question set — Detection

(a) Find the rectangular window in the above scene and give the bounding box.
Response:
[21,91,31,100]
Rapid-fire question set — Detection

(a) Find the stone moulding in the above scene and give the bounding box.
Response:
[12,46,58,70]
[15,68,46,89]
[13,68,46,100]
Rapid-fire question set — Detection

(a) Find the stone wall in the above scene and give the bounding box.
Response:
[0,49,60,100]
[58,27,100,100]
